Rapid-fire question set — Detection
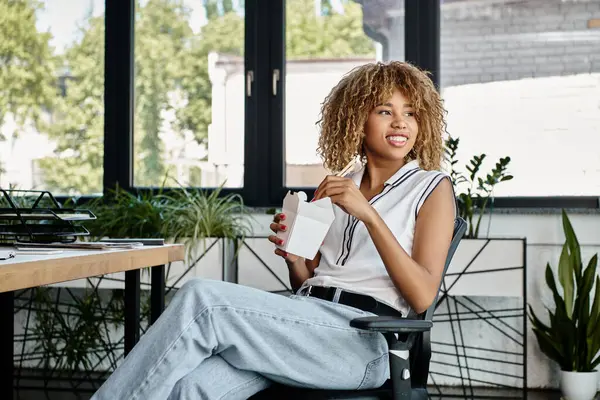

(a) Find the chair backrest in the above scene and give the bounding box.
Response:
[423,216,467,321]
[408,216,467,388]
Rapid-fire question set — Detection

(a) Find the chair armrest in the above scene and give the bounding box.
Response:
[350,316,432,333]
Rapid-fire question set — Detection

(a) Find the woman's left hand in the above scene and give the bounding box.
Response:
[313,176,376,223]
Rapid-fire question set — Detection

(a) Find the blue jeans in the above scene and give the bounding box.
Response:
[92,279,389,400]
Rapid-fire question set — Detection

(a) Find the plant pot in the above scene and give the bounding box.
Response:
[428,238,526,389]
[560,370,598,400]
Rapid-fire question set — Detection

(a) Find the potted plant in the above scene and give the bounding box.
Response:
[444,135,513,239]
[162,184,252,263]
[83,180,253,285]
[83,184,170,240]
[439,135,521,299]
[429,136,525,390]
[529,210,600,400]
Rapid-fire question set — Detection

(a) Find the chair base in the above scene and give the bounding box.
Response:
[249,381,429,400]
[249,385,391,400]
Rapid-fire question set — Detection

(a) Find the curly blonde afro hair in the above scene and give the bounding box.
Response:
[316,61,446,172]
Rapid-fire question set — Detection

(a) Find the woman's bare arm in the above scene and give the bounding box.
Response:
[363,178,455,314]
[288,252,321,292]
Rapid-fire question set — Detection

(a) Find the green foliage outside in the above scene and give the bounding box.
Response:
[0,0,374,194]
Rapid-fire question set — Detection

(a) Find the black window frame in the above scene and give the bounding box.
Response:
[56,0,599,211]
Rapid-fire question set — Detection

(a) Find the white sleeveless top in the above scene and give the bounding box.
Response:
[301,160,451,317]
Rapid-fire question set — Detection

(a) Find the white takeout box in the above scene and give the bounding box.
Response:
[276,191,336,260]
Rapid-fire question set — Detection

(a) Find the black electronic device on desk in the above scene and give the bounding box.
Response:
[0,188,96,244]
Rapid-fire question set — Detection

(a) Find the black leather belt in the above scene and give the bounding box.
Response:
[300,285,402,318]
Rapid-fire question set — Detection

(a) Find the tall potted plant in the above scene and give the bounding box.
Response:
[440,135,520,298]
[430,136,524,390]
[529,210,600,400]
[444,135,512,239]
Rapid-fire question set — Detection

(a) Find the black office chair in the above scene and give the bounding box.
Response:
[251,217,467,400]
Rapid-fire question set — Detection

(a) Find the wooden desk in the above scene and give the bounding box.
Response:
[0,244,185,398]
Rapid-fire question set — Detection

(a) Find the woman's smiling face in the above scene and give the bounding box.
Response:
[362,88,419,164]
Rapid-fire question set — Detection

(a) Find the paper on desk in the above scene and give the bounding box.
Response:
[275,191,335,260]
[15,242,144,250]
[15,249,64,255]
[0,250,16,260]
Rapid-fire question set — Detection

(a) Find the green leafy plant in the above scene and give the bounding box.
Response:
[528,210,600,372]
[162,184,253,261]
[80,179,253,266]
[83,181,252,245]
[84,185,171,240]
[30,287,106,372]
[444,135,513,238]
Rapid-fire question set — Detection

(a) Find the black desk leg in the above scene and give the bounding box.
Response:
[0,291,14,399]
[150,265,165,325]
[124,270,140,356]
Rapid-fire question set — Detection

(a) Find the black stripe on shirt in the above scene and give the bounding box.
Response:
[339,167,421,266]
[336,214,354,264]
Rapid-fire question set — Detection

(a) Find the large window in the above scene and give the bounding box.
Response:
[441,0,600,196]
[6,0,594,206]
[133,0,244,189]
[0,0,105,196]
[284,0,404,187]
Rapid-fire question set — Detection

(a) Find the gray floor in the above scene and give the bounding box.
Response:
[428,386,555,399]
[428,386,599,399]
[12,387,574,400]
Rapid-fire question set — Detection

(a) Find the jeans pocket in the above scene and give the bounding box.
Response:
[303,295,373,317]
[356,353,389,390]
[331,301,375,317]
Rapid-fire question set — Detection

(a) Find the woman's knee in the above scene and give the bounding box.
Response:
[168,376,203,400]
[179,278,221,296]
[177,278,230,305]
[179,277,207,293]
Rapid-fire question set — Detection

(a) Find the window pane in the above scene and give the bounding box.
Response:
[133,0,244,188]
[441,0,600,196]
[284,0,402,187]
[0,0,105,196]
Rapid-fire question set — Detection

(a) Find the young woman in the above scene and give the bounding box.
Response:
[92,61,456,400]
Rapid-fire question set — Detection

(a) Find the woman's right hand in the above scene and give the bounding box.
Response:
[269,212,301,264]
